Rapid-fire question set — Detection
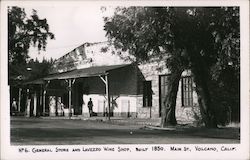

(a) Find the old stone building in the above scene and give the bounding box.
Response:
[26,42,201,123]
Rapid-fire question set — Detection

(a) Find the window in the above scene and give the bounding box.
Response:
[181,76,193,107]
[143,81,152,107]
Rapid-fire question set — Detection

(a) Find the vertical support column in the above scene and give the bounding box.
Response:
[33,92,37,116]
[18,88,22,112]
[105,74,111,120]
[55,95,58,116]
[40,85,43,116]
[43,89,46,116]
[68,79,72,117]
[26,88,30,117]
[42,81,49,116]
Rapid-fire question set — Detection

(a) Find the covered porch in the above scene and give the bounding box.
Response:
[24,63,140,119]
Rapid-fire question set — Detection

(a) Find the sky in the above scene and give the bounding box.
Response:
[25,5,114,61]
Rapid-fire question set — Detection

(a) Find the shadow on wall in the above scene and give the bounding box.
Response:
[77,63,146,96]
[111,96,119,110]
[108,64,146,95]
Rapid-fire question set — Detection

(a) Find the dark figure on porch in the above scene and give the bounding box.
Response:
[11,98,17,115]
[88,98,93,117]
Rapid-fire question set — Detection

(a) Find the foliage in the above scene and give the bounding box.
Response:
[28,58,55,80]
[104,7,240,127]
[8,6,55,65]
[9,58,54,86]
[104,7,239,69]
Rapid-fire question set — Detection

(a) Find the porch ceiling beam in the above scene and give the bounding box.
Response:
[99,75,107,85]
[72,78,76,85]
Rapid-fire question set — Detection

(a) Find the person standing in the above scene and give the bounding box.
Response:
[87,98,93,117]
[11,98,17,115]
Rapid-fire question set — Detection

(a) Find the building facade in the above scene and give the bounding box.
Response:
[25,42,201,123]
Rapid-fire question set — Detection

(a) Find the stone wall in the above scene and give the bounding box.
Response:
[175,71,201,123]
[137,61,201,124]
[137,60,169,118]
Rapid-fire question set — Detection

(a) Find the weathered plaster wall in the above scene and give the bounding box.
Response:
[50,42,131,74]
[82,94,137,118]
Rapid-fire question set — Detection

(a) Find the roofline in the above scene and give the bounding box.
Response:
[44,63,132,81]
[55,41,109,62]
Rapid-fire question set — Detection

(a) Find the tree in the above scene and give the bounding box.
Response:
[8,6,55,65]
[104,7,239,128]
[28,57,54,80]
[9,58,54,86]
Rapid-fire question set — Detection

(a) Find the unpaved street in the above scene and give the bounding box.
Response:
[11,117,240,145]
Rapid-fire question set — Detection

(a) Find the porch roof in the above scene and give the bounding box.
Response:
[24,78,45,85]
[43,64,131,80]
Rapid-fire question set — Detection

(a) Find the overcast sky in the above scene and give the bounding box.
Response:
[25,5,114,61]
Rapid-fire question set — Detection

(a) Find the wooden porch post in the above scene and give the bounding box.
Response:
[55,95,58,116]
[40,84,43,116]
[33,91,37,116]
[68,79,72,117]
[43,89,46,116]
[18,88,22,112]
[105,74,111,120]
[26,88,30,117]
[99,74,111,120]
[43,81,49,116]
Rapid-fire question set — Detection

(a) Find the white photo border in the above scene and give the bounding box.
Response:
[1,1,249,160]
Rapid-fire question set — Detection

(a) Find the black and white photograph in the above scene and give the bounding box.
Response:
[1,1,249,160]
